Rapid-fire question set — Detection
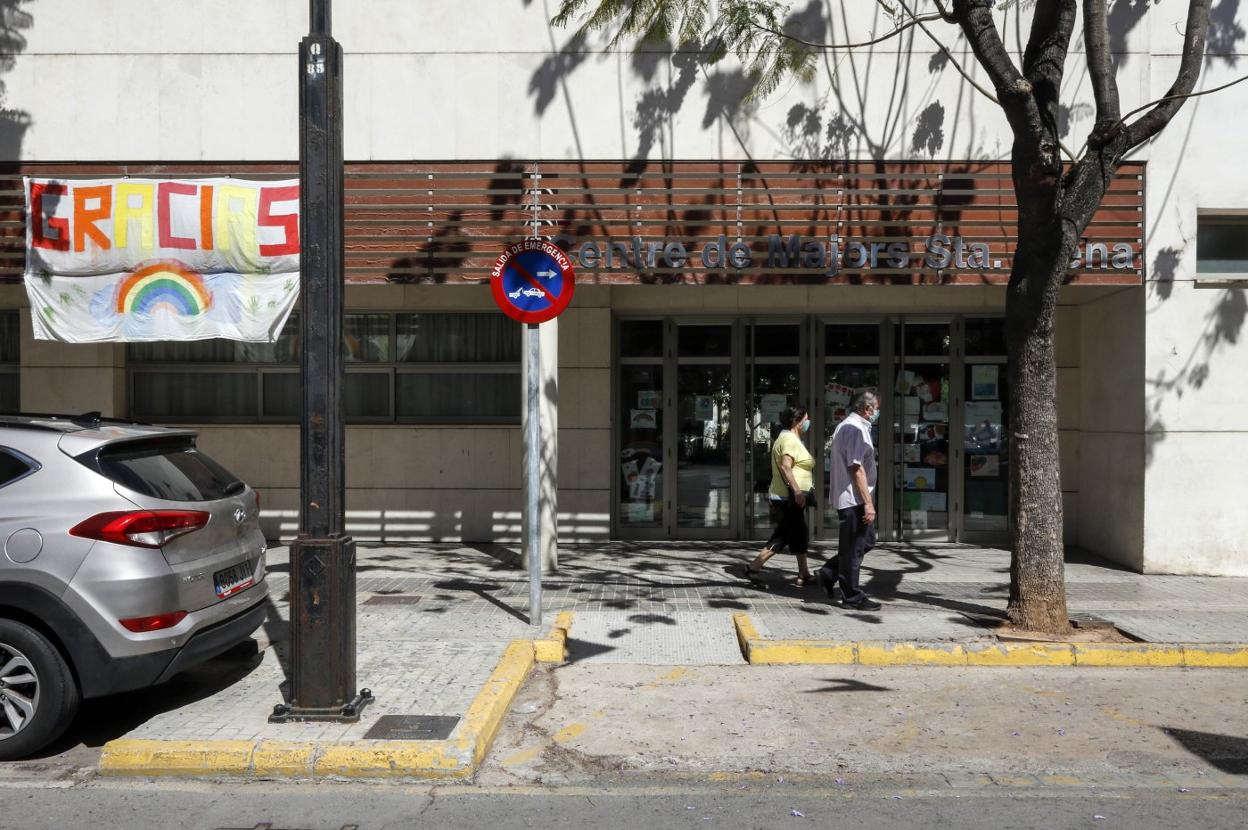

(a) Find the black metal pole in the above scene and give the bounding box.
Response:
[271,0,371,723]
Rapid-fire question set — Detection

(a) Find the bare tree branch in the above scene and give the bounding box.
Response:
[950,0,1026,92]
[893,0,999,105]
[748,12,946,52]
[1125,0,1212,148]
[1083,0,1122,138]
[1022,0,1077,105]
[930,0,957,23]
[1083,69,1248,156]
[896,0,1076,161]
[950,0,1045,141]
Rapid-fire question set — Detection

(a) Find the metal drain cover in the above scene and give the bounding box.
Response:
[363,714,460,740]
[363,594,422,606]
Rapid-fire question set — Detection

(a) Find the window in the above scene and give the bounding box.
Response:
[0,311,19,412]
[1197,215,1248,283]
[83,437,242,501]
[0,448,38,489]
[128,313,521,424]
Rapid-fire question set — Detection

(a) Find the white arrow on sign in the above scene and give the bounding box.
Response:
[536,269,557,279]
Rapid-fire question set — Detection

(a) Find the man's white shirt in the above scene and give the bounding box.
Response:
[830,412,877,510]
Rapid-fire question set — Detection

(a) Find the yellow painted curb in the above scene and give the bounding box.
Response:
[534,611,573,663]
[314,740,468,779]
[966,642,1076,667]
[1181,645,1248,668]
[733,614,855,664]
[732,613,1248,668]
[100,636,545,779]
[752,639,857,664]
[858,641,967,666]
[99,739,254,776]
[1074,643,1185,667]
[251,741,317,778]
[457,639,537,769]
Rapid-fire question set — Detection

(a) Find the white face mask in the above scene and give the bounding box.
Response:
[800,418,811,433]
[869,408,880,425]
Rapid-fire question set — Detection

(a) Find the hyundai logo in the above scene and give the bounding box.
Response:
[233,507,247,524]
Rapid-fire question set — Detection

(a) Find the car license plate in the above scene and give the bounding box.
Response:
[213,560,255,599]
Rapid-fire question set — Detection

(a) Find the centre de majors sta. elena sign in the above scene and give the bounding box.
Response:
[542,232,1136,275]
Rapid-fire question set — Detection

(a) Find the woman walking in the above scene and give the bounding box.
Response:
[744,405,817,586]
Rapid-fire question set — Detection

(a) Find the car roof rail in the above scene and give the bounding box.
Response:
[0,412,155,430]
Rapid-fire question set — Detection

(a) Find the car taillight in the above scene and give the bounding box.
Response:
[70,510,210,548]
[119,611,187,632]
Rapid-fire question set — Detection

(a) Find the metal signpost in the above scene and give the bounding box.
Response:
[271,0,371,724]
[490,239,576,627]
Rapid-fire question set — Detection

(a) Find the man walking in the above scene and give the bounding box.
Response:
[819,390,882,611]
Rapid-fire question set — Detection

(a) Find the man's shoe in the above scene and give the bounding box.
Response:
[844,597,882,611]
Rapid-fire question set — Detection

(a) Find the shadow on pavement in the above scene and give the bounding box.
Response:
[804,677,894,694]
[1164,727,1248,775]
[563,637,616,663]
[29,639,270,760]
[432,579,529,624]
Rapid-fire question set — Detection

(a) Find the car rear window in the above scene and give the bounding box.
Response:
[87,437,245,502]
[0,448,37,489]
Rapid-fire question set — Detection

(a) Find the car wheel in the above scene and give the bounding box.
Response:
[0,619,80,761]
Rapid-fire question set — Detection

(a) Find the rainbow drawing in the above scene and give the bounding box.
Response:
[116,260,213,316]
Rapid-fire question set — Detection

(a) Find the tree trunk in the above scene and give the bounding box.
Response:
[1004,219,1073,634]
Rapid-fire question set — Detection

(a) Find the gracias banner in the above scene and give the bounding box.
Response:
[23,177,300,342]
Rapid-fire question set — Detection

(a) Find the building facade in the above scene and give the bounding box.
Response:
[1,2,1244,575]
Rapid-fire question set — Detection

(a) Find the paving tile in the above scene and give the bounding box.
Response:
[568,610,746,665]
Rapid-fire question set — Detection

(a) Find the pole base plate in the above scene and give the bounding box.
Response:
[269,688,374,724]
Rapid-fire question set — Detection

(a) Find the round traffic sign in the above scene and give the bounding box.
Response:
[490,239,576,324]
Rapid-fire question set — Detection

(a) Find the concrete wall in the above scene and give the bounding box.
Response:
[1056,305,1082,548]
[1137,38,1248,574]
[2,1,1150,163]
[1077,287,1147,571]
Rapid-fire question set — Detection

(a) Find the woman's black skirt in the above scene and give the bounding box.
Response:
[765,490,814,554]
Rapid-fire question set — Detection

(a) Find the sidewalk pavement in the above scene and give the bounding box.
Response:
[91,541,1248,780]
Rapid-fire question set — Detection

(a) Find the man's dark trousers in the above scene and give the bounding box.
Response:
[819,503,876,604]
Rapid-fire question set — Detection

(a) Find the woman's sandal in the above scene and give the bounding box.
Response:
[795,574,817,588]
[742,563,765,581]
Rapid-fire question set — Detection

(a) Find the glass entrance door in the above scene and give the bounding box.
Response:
[820,322,885,538]
[617,320,666,534]
[615,315,1009,544]
[892,320,954,540]
[674,323,735,538]
[960,318,1010,540]
[744,321,807,539]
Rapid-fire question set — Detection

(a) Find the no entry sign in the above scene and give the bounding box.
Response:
[490,239,576,324]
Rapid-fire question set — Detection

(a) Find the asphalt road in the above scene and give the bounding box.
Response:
[3,662,1246,830]
[0,778,1244,830]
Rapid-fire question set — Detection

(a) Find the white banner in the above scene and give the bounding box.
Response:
[24,177,300,342]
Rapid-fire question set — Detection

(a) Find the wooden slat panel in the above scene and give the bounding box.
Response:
[0,160,1144,286]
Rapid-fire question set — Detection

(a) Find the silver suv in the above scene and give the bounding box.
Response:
[0,414,268,759]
